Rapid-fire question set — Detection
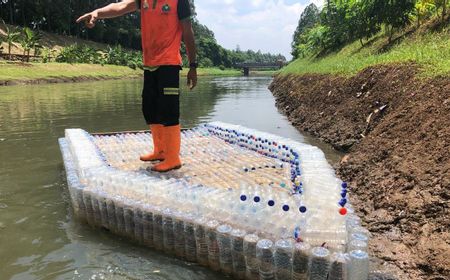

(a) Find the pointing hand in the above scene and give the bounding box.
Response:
[76,11,98,28]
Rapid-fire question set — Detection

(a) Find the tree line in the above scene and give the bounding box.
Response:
[291,0,449,59]
[0,0,285,68]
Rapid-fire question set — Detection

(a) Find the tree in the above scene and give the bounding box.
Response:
[349,0,381,46]
[371,0,416,42]
[435,0,448,20]
[292,3,320,58]
[20,27,41,62]
[415,0,436,27]
[2,20,21,60]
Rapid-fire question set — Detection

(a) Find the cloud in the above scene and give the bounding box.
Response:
[195,0,324,59]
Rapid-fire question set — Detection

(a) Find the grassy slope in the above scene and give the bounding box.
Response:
[0,61,242,84]
[0,61,140,81]
[0,24,109,56]
[282,24,450,77]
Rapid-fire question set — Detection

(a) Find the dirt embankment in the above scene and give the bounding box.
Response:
[269,65,449,280]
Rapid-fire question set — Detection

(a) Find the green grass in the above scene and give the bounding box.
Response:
[282,28,450,77]
[0,62,242,83]
[181,67,241,76]
[0,61,141,81]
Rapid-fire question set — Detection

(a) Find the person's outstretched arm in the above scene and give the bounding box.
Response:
[76,0,137,28]
[181,20,197,90]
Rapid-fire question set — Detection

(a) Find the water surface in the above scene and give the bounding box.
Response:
[0,76,341,279]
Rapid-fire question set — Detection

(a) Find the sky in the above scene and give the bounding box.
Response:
[195,0,323,59]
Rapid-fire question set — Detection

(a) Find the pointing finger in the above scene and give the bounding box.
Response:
[76,14,89,23]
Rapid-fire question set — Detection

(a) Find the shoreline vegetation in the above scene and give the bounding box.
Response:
[269,6,449,280]
[0,61,243,86]
[0,21,274,86]
[283,19,449,78]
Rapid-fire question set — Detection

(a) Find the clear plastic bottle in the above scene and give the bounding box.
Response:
[274,239,294,280]
[173,211,186,259]
[114,197,126,235]
[349,250,369,280]
[329,252,350,280]
[348,239,368,252]
[82,188,96,226]
[206,220,221,271]
[230,229,247,279]
[184,213,198,262]
[194,216,209,266]
[105,197,117,233]
[309,247,331,280]
[162,208,175,254]
[217,224,233,274]
[257,239,275,280]
[152,207,164,251]
[292,242,310,280]
[123,203,135,238]
[142,205,154,248]
[133,205,144,244]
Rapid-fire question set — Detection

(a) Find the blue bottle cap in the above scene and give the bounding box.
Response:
[268,200,275,207]
[299,206,307,213]
[282,205,290,212]
[254,196,260,203]
[240,195,247,201]
[342,182,348,188]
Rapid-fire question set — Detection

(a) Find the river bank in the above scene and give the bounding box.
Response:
[269,64,449,279]
[0,61,242,86]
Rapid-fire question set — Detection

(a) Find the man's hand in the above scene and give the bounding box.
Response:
[75,1,136,27]
[181,20,197,90]
[187,68,197,90]
[76,11,99,28]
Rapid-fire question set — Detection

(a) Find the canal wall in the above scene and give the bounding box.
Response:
[269,64,450,280]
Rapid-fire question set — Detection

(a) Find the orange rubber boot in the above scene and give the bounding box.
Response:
[152,125,182,172]
[140,124,165,162]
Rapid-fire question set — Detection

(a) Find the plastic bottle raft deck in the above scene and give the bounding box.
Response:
[59,122,371,280]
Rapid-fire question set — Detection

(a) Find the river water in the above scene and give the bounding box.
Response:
[0,76,341,280]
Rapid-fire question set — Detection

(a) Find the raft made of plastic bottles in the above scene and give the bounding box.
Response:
[58,122,370,279]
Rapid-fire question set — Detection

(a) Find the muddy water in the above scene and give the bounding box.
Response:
[0,76,342,280]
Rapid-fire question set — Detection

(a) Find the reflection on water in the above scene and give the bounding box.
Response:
[0,76,341,279]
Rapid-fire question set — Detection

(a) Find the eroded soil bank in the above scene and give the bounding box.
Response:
[269,65,449,280]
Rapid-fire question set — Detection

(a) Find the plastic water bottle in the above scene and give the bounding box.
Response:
[257,239,275,280]
[274,239,294,280]
[349,250,369,280]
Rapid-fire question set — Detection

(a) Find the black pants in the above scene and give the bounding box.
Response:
[142,66,181,126]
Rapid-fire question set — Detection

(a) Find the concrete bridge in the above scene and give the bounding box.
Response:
[236,62,285,76]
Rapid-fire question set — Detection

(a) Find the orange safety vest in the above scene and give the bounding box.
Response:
[140,0,183,67]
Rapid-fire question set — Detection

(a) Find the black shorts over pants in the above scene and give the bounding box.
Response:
[142,66,181,126]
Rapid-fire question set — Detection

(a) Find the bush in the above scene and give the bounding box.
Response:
[40,47,57,63]
[55,44,142,69]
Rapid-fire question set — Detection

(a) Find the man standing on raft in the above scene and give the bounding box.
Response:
[77,0,197,172]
